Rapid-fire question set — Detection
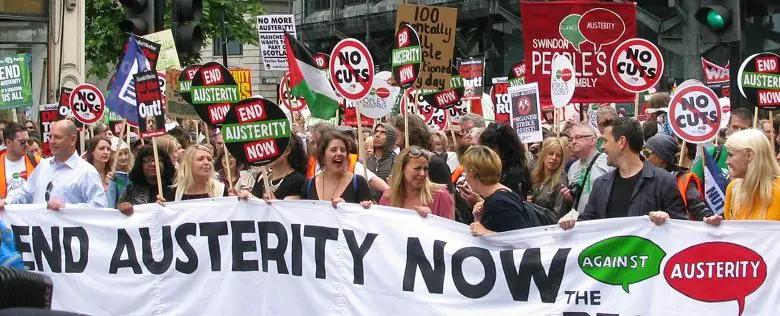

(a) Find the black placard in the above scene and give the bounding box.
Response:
[134,71,166,138]
[188,62,239,126]
[177,64,201,105]
[392,22,422,89]
[738,52,780,110]
[221,97,291,166]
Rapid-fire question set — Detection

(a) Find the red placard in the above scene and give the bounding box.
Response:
[329,39,374,101]
[521,1,637,107]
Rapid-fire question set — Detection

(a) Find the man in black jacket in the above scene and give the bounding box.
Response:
[559,117,687,230]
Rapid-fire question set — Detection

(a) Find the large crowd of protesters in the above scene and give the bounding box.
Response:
[2,92,780,236]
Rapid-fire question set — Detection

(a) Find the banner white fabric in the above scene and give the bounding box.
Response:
[2,199,779,315]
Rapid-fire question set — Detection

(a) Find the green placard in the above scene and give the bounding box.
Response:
[0,53,32,109]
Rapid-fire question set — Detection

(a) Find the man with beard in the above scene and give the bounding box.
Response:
[367,123,397,201]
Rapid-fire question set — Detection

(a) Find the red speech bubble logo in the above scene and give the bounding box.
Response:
[663,242,766,316]
[578,8,626,52]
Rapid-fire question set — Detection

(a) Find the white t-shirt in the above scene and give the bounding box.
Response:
[5,156,27,192]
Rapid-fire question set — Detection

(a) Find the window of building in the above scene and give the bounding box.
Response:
[213,37,243,56]
[307,0,329,12]
[0,0,47,18]
[342,0,366,6]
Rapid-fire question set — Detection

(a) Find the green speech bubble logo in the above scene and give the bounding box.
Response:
[578,236,666,293]
[559,14,586,51]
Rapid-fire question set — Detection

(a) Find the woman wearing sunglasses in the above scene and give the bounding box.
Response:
[379,146,454,219]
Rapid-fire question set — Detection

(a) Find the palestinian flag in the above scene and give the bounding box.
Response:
[284,31,339,119]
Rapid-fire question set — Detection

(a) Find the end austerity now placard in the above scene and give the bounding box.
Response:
[2,200,778,315]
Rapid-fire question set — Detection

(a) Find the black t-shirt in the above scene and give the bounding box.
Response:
[301,174,372,203]
[606,171,641,218]
[481,189,540,232]
[176,186,230,201]
[252,171,306,200]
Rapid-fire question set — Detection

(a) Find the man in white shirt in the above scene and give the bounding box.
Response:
[1,120,107,210]
[0,122,40,198]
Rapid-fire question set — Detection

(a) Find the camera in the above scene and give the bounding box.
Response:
[568,182,582,199]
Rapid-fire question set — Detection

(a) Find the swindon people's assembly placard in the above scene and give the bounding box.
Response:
[3,199,779,315]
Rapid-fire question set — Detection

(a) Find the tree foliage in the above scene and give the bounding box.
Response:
[86,0,266,79]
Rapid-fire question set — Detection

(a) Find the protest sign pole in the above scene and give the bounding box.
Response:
[634,93,640,119]
[125,122,131,146]
[772,111,776,155]
[678,140,686,167]
[151,137,164,195]
[406,90,411,147]
[447,111,456,148]
[204,124,211,145]
[355,102,366,174]
[195,120,200,144]
[80,129,86,153]
[754,107,759,128]
[261,166,271,198]
[11,109,17,122]
[223,142,234,191]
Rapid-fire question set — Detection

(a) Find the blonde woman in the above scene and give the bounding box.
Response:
[722,129,780,221]
[166,145,228,201]
[530,137,570,219]
[465,146,545,236]
[155,135,185,168]
[378,146,454,219]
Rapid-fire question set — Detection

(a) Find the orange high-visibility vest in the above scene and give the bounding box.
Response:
[0,152,41,198]
[306,154,359,179]
[677,171,704,209]
[451,166,464,184]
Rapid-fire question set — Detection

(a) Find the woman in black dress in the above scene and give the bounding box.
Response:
[296,131,372,208]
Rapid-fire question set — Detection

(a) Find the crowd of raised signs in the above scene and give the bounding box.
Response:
[1,91,779,237]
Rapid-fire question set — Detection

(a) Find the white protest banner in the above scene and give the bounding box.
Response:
[257,15,296,71]
[4,200,780,315]
[510,82,543,143]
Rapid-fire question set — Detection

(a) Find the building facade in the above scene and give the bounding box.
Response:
[198,0,293,105]
[0,0,85,117]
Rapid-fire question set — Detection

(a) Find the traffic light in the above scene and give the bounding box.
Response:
[172,0,204,56]
[695,0,741,44]
[119,0,155,35]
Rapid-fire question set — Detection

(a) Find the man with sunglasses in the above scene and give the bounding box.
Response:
[0,123,40,198]
[1,119,106,210]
